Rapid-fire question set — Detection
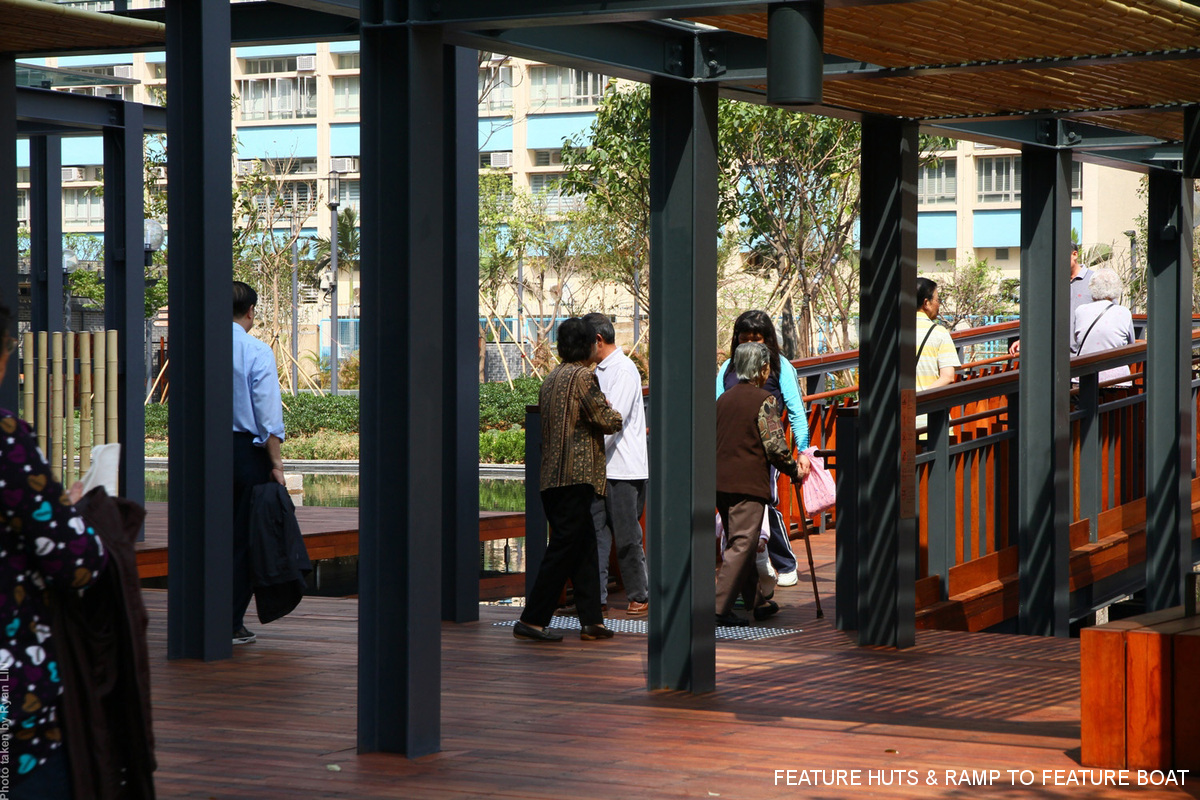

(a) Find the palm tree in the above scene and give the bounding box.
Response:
[310,206,362,318]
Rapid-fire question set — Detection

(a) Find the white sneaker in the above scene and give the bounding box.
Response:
[777,570,799,587]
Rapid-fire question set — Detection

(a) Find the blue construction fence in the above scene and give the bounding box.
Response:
[318,318,361,360]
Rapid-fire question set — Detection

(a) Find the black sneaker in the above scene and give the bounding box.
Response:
[232,626,257,645]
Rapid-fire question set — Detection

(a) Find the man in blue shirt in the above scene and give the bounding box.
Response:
[232,281,286,644]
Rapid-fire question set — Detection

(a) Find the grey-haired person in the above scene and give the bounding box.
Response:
[714,342,802,626]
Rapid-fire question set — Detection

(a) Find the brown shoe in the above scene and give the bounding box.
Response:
[626,601,649,617]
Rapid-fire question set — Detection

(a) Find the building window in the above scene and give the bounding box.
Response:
[63,188,103,225]
[995,247,1010,261]
[336,53,360,70]
[239,76,317,121]
[478,66,513,114]
[338,180,361,211]
[243,57,299,75]
[918,159,956,205]
[529,66,606,109]
[150,63,166,80]
[333,76,359,116]
[530,173,580,214]
[533,149,563,167]
[1071,161,1083,201]
[976,155,1021,203]
[933,248,947,262]
[17,190,29,226]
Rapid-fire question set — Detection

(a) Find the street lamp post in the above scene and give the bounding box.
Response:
[291,212,300,396]
[143,219,165,397]
[328,169,340,395]
[61,249,77,331]
[1124,229,1139,309]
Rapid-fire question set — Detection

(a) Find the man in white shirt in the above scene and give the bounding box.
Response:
[583,313,649,617]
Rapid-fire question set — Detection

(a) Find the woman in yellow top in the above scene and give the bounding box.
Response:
[915,277,961,392]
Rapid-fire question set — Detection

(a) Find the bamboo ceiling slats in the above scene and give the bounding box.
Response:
[0,0,164,55]
[691,0,1200,143]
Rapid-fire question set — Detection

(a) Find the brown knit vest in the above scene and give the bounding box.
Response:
[716,381,773,499]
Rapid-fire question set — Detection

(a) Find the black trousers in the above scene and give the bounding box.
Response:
[233,432,272,631]
[521,484,604,627]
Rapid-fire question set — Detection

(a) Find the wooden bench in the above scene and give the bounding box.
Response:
[1080,574,1200,770]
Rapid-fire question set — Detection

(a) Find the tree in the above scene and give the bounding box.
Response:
[232,155,320,388]
[720,104,861,358]
[929,256,1013,331]
[559,83,655,314]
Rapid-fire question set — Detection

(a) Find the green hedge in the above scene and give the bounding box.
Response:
[145,403,169,439]
[479,428,525,463]
[479,376,542,432]
[281,393,359,435]
[145,394,360,439]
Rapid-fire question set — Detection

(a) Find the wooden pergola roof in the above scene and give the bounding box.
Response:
[0,0,164,55]
[695,0,1200,144]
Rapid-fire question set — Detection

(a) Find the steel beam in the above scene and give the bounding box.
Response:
[29,135,64,334]
[856,115,918,648]
[103,102,146,509]
[647,78,718,692]
[441,45,480,623]
[416,0,936,28]
[1016,141,1072,637]
[358,11,444,757]
[165,0,234,662]
[0,60,16,412]
[1144,168,1193,610]
[16,87,167,133]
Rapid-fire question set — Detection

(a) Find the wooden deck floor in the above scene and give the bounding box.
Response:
[142,529,1200,800]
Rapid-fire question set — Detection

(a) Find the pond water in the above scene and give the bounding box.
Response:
[144,471,525,512]
[143,471,527,579]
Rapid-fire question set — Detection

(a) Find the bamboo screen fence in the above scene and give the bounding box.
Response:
[20,330,119,485]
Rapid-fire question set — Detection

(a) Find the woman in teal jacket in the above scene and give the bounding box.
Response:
[716,310,811,583]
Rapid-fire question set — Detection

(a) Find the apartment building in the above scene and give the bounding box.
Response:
[15,45,1145,340]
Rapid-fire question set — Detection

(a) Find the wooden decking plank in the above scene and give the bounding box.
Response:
[134,524,1196,799]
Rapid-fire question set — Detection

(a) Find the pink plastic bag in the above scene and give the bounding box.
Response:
[799,446,836,516]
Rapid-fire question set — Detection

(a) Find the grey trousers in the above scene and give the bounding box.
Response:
[715,493,767,616]
[592,478,648,604]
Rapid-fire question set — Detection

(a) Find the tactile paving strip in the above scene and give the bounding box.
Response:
[497,616,802,641]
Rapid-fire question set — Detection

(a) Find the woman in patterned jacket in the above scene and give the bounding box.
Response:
[0,299,107,799]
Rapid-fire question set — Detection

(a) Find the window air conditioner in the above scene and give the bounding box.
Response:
[112,65,134,79]
[236,160,256,176]
[296,55,316,72]
[61,167,84,182]
[489,152,513,168]
[330,157,358,173]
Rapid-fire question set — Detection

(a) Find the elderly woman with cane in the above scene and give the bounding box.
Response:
[715,342,804,626]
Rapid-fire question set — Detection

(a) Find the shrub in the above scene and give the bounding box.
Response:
[145,403,169,439]
[479,428,525,463]
[146,394,359,438]
[280,430,359,459]
[281,393,359,435]
[478,376,542,432]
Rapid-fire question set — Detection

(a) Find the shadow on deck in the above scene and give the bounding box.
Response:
[144,528,1199,799]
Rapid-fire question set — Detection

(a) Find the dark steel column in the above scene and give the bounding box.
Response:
[29,136,64,334]
[104,102,146,508]
[1144,167,1193,610]
[165,0,234,661]
[647,79,718,692]
[856,116,918,648]
[1017,140,1072,637]
[441,45,480,623]
[0,59,15,411]
[359,10,444,756]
